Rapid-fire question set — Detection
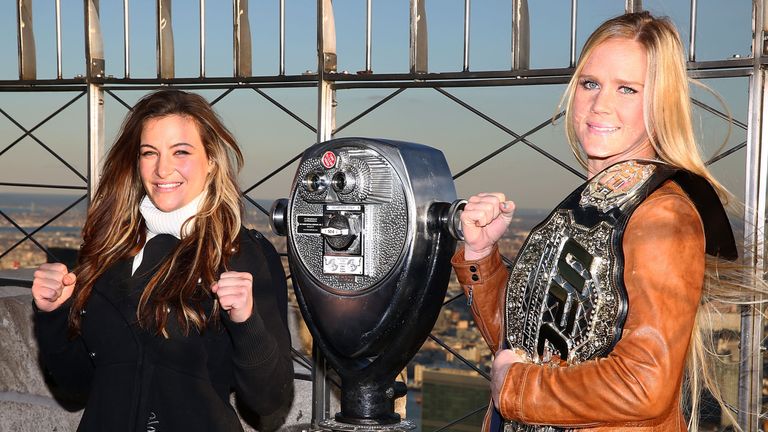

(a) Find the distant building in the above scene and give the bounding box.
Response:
[421,367,489,432]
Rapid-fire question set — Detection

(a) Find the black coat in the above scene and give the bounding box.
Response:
[34,228,294,432]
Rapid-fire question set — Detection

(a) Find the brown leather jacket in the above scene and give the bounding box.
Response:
[451,181,705,431]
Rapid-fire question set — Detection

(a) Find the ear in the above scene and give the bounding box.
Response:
[207,158,215,174]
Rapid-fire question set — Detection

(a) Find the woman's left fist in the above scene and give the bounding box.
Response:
[211,271,254,323]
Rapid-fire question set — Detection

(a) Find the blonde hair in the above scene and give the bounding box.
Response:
[562,12,728,201]
[70,89,244,337]
[562,12,748,431]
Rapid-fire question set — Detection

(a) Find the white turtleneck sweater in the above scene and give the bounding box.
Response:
[132,193,205,275]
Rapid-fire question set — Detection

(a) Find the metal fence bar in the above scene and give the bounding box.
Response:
[410,0,428,73]
[435,89,584,179]
[0,92,85,158]
[17,0,36,80]
[87,84,105,198]
[333,88,406,134]
[0,182,87,190]
[689,0,698,62]
[706,140,747,165]
[737,2,767,429]
[692,98,748,130]
[280,0,286,75]
[427,334,491,380]
[56,0,63,79]
[0,210,56,262]
[365,0,372,73]
[292,347,314,371]
[0,195,87,261]
[569,0,578,68]
[243,195,269,217]
[253,88,317,132]
[124,0,130,78]
[463,0,471,72]
[242,152,303,195]
[432,404,488,432]
[443,292,465,306]
[511,0,530,70]
[157,0,174,79]
[625,0,643,13]
[234,0,253,77]
[0,195,87,258]
[451,111,580,182]
[0,108,87,182]
[209,88,235,106]
[200,0,206,78]
[86,0,104,78]
[105,89,134,111]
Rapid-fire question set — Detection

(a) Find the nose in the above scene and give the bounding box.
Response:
[155,153,174,178]
[590,89,613,115]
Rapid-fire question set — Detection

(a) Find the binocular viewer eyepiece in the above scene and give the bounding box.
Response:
[270,138,465,429]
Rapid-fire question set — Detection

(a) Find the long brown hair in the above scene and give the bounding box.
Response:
[70,89,244,337]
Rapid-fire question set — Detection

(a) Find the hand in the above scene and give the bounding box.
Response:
[32,263,76,312]
[460,193,515,260]
[211,271,254,323]
[491,348,529,410]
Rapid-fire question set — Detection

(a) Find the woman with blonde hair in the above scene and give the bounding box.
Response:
[454,11,739,431]
[32,89,293,431]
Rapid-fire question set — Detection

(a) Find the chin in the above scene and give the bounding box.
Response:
[153,199,185,213]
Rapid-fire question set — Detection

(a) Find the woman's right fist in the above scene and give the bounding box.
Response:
[460,192,515,260]
[32,263,76,312]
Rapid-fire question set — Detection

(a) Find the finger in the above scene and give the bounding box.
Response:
[33,268,66,282]
[62,272,77,287]
[217,271,253,281]
[37,262,69,275]
[499,200,516,215]
[474,192,507,203]
[217,291,247,310]
[213,277,251,291]
[33,284,62,302]
[460,209,490,227]
[461,203,501,227]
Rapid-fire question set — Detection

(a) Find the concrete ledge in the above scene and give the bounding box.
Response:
[0,288,317,432]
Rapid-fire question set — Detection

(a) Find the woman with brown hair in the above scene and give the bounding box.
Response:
[454,11,742,431]
[32,89,293,431]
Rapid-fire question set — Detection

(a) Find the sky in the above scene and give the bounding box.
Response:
[0,0,754,211]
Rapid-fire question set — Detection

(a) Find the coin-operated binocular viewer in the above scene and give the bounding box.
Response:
[271,137,464,430]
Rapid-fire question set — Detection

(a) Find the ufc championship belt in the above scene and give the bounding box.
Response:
[497,159,736,432]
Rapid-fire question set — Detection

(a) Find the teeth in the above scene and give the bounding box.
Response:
[590,125,618,132]
[156,183,181,189]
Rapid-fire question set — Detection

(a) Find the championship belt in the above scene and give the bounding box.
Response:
[497,159,736,432]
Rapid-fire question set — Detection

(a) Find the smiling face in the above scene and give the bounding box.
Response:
[571,38,656,176]
[139,114,211,212]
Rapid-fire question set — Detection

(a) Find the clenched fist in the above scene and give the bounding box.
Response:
[460,192,516,260]
[211,271,254,323]
[32,263,77,312]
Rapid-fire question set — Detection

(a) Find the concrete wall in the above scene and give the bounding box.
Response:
[0,285,316,432]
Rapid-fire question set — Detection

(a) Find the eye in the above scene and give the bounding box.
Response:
[140,150,157,157]
[618,86,638,95]
[580,79,599,90]
[174,149,191,156]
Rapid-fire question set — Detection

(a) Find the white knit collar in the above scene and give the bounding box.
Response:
[132,193,205,275]
[139,192,205,239]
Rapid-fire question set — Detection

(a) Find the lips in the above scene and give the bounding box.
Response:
[155,182,182,190]
[587,123,619,134]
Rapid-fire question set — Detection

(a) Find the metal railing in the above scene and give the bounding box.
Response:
[0,0,765,430]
